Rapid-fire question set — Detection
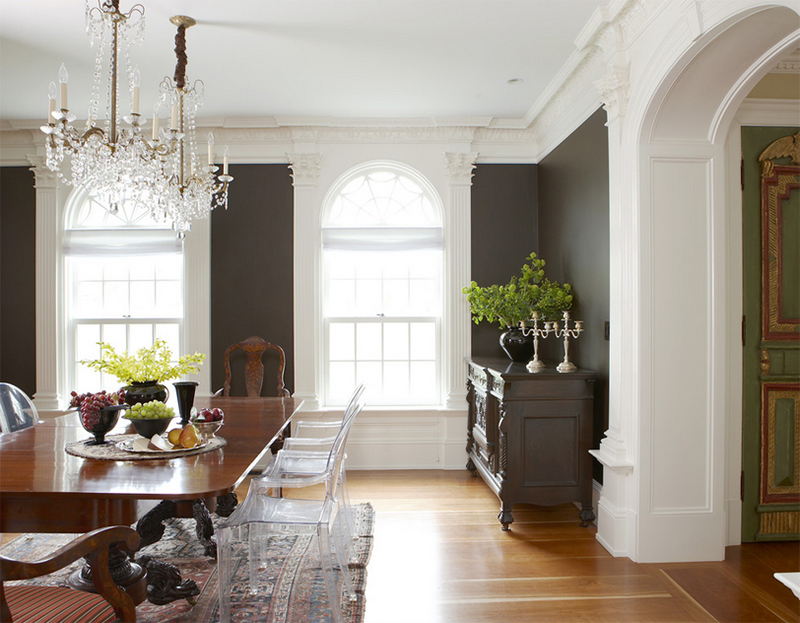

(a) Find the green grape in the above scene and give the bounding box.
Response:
[123,400,175,420]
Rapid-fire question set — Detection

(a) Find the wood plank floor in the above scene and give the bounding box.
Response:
[343,470,800,623]
[2,469,798,622]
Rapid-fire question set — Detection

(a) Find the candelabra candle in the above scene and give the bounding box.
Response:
[554,310,584,373]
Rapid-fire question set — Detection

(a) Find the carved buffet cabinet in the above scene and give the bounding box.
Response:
[466,357,596,530]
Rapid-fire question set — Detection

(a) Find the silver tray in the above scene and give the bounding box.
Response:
[116,435,208,454]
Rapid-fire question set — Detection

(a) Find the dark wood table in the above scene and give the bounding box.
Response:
[0,396,301,602]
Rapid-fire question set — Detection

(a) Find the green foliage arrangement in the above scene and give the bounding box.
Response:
[81,339,205,384]
[462,252,573,329]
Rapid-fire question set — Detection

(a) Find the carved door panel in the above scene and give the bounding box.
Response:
[741,127,800,542]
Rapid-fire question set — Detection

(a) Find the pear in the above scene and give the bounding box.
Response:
[167,428,182,447]
[179,423,200,448]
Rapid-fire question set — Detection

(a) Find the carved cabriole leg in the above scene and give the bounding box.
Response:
[137,555,200,606]
[498,507,514,531]
[216,491,238,517]
[192,499,217,559]
[497,405,512,530]
[134,499,176,553]
[466,457,476,474]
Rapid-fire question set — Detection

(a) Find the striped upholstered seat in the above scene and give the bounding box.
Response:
[2,585,118,623]
[0,526,144,623]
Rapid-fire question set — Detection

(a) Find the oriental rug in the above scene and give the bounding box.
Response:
[1,503,374,623]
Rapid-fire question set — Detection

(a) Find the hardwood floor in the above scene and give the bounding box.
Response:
[342,470,800,623]
[2,469,797,621]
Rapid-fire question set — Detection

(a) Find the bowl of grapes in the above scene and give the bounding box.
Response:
[123,400,176,439]
[70,390,129,445]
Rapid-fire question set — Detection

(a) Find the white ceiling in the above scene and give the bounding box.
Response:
[0,1,609,127]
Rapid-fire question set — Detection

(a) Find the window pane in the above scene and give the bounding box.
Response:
[129,325,153,352]
[356,323,382,360]
[356,280,381,312]
[130,281,155,316]
[384,361,409,402]
[410,322,436,360]
[356,362,382,395]
[155,324,180,355]
[76,324,101,360]
[102,324,127,351]
[329,362,355,404]
[329,323,355,361]
[384,323,409,361]
[410,361,437,402]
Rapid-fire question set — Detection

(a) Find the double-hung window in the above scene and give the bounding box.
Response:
[64,190,184,392]
[322,163,443,407]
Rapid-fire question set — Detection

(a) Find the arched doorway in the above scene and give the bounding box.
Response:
[597,2,800,562]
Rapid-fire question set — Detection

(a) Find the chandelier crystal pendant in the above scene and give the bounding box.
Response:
[41,0,162,210]
[150,16,233,238]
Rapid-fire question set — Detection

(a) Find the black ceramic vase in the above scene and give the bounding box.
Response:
[81,404,128,445]
[499,327,534,363]
[173,381,198,425]
[123,381,169,406]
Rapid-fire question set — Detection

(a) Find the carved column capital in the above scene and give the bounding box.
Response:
[287,153,322,186]
[27,155,58,188]
[443,152,478,185]
[596,65,630,122]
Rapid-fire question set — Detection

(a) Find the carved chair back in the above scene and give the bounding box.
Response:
[221,336,290,397]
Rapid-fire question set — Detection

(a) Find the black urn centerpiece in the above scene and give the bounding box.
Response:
[122,380,169,406]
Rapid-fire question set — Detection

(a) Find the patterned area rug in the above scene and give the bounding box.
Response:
[1,503,374,623]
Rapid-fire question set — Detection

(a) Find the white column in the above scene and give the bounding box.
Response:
[288,152,322,410]
[182,217,211,397]
[442,152,477,410]
[28,156,63,410]
[588,67,636,558]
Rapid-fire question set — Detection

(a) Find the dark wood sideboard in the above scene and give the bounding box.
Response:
[466,357,596,530]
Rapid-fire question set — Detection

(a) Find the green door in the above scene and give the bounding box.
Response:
[741,126,800,542]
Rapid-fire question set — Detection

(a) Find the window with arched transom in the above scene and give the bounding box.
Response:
[322,163,443,406]
[64,189,185,392]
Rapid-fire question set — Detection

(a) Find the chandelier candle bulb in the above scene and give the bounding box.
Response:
[48,82,56,120]
[58,63,68,110]
[223,146,229,174]
[152,114,158,140]
[132,67,140,114]
[207,133,214,165]
[170,104,178,130]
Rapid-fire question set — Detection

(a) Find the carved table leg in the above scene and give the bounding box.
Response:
[579,504,595,527]
[498,507,514,531]
[67,543,147,604]
[466,457,476,475]
[132,498,215,604]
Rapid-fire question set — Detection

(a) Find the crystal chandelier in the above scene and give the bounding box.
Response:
[41,0,157,210]
[41,1,232,237]
[149,16,233,237]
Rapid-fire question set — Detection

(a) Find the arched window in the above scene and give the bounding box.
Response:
[322,163,443,406]
[64,189,184,392]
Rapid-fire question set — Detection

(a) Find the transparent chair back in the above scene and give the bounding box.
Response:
[0,383,39,433]
[218,397,364,623]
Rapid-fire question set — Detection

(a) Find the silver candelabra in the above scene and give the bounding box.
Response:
[553,311,583,373]
[521,310,584,373]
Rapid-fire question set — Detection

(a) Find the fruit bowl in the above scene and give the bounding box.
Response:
[127,416,174,439]
[193,420,223,442]
[81,404,128,445]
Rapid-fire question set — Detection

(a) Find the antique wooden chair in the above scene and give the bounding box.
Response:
[219,336,290,397]
[0,525,144,623]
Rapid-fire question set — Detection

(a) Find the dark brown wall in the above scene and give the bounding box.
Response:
[210,164,295,396]
[470,165,539,357]
[538,107,610,480]
[0,167,37,396]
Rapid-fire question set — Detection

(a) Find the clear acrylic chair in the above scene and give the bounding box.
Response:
[0,383,39,433]
[276,384,365,544]
[217,396,363,623]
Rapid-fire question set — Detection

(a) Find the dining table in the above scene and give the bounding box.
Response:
[0,396,302,603]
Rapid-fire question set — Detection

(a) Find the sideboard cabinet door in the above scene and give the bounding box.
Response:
[466,357,596,530]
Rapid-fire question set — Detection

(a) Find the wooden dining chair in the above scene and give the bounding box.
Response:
[219,336,290,398]
[0,525,144,623]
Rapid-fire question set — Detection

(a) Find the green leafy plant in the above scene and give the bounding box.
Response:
[462,252,573,329]
[81,339,205,384]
